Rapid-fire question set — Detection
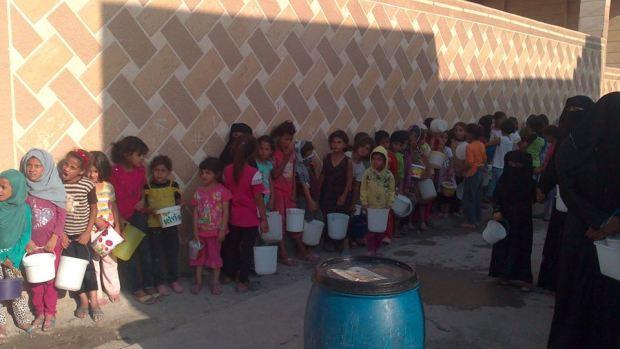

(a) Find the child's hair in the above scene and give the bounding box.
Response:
[423,117,434,129]
[150,155,172,171]
[508,117,519,131]
[538,114,550,128]
[111,136,149,164]
[257,135,275,150]
[353,136,374,152]
[66,149,91,171]
[478,115,493,141]
[232,135,257,183]
[199,157,223,179]
[527,115,545,134]
[89,151,112,181]
[328,130,349,145]
[300,141,314,157]
[543,125,559,140]
[374,130,389,144]
[354,132,371,144]
[466,123,482,140]
[519,128,537,144]
[271,120,296,138]
[493,111,507,120]
[500,119,516,135]
[390,130,409,144]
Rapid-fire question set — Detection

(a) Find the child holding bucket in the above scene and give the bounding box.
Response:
[360,147,395,256]
[350,137,374,246]
[255,135,275,207]
[60,150,102,322]
[190,157,231,295]
[20,149,66,331]
[88,151,123,304]
[271,121,314,263]
[0,170,34,339]
[109,136,157,305]
[144,155,183,296]
[222,135,268,292]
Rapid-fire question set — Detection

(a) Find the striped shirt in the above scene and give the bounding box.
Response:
[64,177,97,236]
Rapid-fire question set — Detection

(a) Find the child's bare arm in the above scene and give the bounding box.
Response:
[78,203,98,245]
[254,192,268,234]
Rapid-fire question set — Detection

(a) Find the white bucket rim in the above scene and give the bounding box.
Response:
[22,252,56,266]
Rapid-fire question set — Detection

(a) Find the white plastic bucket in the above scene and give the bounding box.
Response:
[22,253,56,283]
[428,151,446,169]
[303,220,325,246]
[594,240,620,281]
[482,220,507,245]
[555,185,568,213]
[367,208,389,232]
[55,256,89,291]
[188,239,202,261]
[392,195,413,217]
[409,164,425,179]
[456,142,467,160]
[606,234,620,249]
[456,182,464,200]
[286,208,305,232]
[263,211,283,242]
[327,213,349,240]
[254,246,278,275]
[156,205,182,228]
[441,181,457,197]
[430,119,448,133]
[91,226,125,256]
[418,179,437,201]
[354,204,362,216]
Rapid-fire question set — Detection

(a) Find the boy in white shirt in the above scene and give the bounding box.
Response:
[485,119,517,200]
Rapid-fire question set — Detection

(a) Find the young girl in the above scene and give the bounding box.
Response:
[109,136,157,304]
[255,135,274,207]
[144,155,183,296]
[271,121,313,263]
[222,135,268,292]
[407,125,433,231]
[436,133,456,218]
[190,157,231,295]
[461,124,487,229]
[60,150,101,321]
[219,123,253,166]
[0,170,33,339]
[489,150,535,291]
[88,151,123,304]
[20,149,66,331]
[295,140,321,223]
[360,146,395,256]
[350,137,374,245]
[319,130,353,253]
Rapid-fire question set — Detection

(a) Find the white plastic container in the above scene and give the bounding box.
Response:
[441,181,457,197]
[409,164,425,179]
[263,211,283,242]
[418,179,437,201]
[428,151,446,169]
[456,142,467,160]
[303,220,325,246]
[22,253,56,283]
[253,246,278,275]
[91,226,125,256]
[353,204,362,216]
[55,256,89,291]
[606,234,620,249]
[392,195,413,217]
[367,208,389,232]
[456,183,464,200]
[482,220,507,245]
[188,239,202,261]
[555,185,568,213]
[156,205,182,228]
[286,208,305,232]
[594,240,620,281]
[430,119,448,133]
[327,213,349,240]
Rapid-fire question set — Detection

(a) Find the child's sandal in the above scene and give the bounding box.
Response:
[191,284,202,295]
[42,317,56,332]
[91,308,104,322]
[74,306,89,319]
[32,316,44,330]
[133,293,156,305]
[211,284,222,295]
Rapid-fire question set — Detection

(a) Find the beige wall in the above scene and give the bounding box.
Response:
[469,0,580,30]
[1,0,604,192]
[0,1,15,170]
[608,0,620,67]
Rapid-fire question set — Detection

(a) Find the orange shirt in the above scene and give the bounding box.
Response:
[465,141,487,177]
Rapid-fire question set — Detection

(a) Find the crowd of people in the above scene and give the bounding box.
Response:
[0,92,618,347]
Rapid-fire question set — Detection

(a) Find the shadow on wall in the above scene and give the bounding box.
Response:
[97,3,599,346]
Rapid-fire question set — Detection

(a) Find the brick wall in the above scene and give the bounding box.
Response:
[602,66,620,93]
[2,0,604,191]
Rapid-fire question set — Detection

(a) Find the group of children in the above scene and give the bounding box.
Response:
[0,113,556,338]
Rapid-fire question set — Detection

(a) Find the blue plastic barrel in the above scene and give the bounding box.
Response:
[304,256,424,349]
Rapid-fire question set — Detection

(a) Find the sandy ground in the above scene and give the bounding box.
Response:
[5,213,554,349]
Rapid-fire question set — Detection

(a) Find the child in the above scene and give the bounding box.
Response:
[222,135,268,292]
[20,149,66,331]
[60,150,101,321]
[190,157,231,295]
[255,135,274,207]
[374,131,398,179]
[360,146,395,256]
[508,117,521,149]
[144,155,183,296]
[88,152,123,305]
[489,150,535,291]
[219,123,253,166]
[401,125,427,231]
[485,119,516,201]
[271,121,314,263]
[319,130,353,253]
[525,116,546,173]
[389,130,409,238]
[295,141,321,222]
[436,132,456,218]
[350,137,374,244]
[109,136,157,304]
[461,124,487,229]
[0,170,33,338]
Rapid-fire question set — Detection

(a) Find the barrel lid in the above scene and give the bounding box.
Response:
[313,256,418,296]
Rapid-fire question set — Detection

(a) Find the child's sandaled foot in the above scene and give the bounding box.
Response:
[304,252,319,262]
[74,306,89,319]
[211,283,222,295]
[133,291,156,305]
[419,223,429,231]
[108,294,121,303]
[236,283,249,293]
[42,317,56,332]
[171,281,184,294]
[32,316,44,330]
[0,326,6,345]
[91,308,104,322]
[17,322,33,334]
[279,258,297,266]
[157,284,171,296]
[191,284,202,295]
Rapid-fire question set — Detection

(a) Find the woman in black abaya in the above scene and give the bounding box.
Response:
[537,96,594,293]
[547,92,620,349]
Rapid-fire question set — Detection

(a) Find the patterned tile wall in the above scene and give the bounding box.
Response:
[602,67,620,95]
[6,0,604,190]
